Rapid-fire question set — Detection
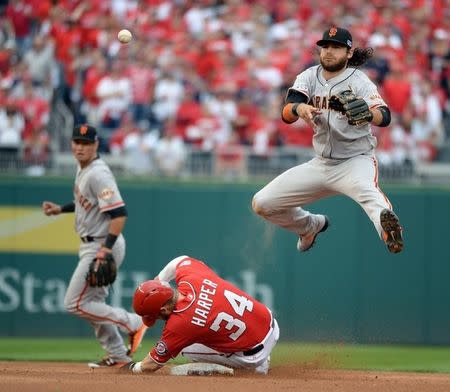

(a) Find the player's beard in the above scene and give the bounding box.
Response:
[320,56,348,72]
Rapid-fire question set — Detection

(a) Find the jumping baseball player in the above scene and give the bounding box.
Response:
[252,27,404,254]
[42,124,147,368]
[122,255,279,375]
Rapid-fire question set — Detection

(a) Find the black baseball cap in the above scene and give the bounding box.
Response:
[316,27,353,48]
[72,124,98,143]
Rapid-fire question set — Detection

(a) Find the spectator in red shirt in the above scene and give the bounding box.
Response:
[6,0,33,54]
[382,61,412,114]
[173,87,202,140]
[13,79,50,135]
[125,53,156,123]
[22,124,50,176]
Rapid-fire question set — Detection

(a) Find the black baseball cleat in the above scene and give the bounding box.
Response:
[88,356,129,368]
[297,215,329,252]
[380,209,404,253]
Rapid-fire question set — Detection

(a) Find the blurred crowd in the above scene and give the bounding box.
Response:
[0,0,449,176]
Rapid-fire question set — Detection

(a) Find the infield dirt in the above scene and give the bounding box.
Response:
[2,361,450,392]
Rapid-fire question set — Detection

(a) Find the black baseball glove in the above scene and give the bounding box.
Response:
[329,90,373,126]
[86,253,117,287]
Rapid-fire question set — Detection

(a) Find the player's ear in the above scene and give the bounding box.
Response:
[347,48,354,59]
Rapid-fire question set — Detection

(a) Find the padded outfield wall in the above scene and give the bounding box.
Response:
[0,177,449,344]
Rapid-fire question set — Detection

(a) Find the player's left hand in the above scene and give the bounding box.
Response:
[120,361,136,372]
[95,246,112,261]
[329,90,373,126]
[86,252,117,287]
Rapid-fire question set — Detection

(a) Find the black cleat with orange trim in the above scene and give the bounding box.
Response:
[88,357,129,368]
[380,209,403,253]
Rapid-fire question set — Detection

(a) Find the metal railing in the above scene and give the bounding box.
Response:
[0,145,433,182]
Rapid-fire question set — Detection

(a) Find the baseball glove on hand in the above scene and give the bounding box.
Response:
[86,253,117,287]
[329,90,373,126]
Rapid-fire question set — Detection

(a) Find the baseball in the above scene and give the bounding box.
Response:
[117,29,132,44]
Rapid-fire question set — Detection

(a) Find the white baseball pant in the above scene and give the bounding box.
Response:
[252,154,392,239]
[180,318,279,374]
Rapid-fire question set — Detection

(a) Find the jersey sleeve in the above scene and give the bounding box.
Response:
[89,168,125,213]
[158,255,191,282]
[150,328,195,364]
[356,72,387,109]
[286,68,314,101]
[174,258,212,284]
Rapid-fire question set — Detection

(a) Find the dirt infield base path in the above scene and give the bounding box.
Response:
[2,361,450,392]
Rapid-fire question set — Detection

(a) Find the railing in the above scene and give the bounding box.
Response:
[4,145,448,184]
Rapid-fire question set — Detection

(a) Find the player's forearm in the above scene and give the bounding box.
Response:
[370,106,391,127]
[281,103,299,123]
[131,356,163,373]
[107,216,126,236]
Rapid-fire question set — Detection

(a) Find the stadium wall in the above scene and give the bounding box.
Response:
[0,178,449,344]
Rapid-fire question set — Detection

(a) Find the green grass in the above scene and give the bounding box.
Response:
[2,338,450,373]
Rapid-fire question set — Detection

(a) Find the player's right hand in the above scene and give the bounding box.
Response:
[296,104,322,127]
[42,201,62,216]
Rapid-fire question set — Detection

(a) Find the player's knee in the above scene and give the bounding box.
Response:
[64,295,79,315]
[252,193,273,217]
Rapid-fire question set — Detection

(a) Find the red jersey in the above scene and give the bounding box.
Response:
[150,257,272,364]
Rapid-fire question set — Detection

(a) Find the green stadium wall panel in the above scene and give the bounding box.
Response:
[0,178,449,344]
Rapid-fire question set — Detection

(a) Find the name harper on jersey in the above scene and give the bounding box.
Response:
[191,279,218,327]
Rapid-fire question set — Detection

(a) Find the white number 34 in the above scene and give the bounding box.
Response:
[210,290,254,341]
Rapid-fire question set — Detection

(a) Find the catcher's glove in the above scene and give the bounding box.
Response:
[86,253,117,287]
[329,90,373,126]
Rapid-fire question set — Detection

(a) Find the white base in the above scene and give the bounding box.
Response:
[170,363,234,376]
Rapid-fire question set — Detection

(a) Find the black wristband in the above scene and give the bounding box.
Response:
[378,106,391,127]
[104,233,118,249]
[291,103,300,116]
[61,202,75,213]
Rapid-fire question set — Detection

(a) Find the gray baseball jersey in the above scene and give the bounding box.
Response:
[253,64,396,247]
[64,157,141,362]
[74,158,125,237]
[288,65,387,159]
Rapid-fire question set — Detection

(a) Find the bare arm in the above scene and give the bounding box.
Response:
[95,216,127,259]
[124,355,164,374]
[370,107,386,126]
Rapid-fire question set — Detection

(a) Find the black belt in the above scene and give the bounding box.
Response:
[243,344,264,356]
[80,236,102,243]
[242,318,275,356]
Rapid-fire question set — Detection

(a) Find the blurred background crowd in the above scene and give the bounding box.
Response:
[0,0,449,179]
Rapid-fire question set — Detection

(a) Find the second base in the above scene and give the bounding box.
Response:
[170,363,234,376]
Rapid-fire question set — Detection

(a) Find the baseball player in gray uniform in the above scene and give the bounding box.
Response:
[42,124,147,367]
[252,27,404,254]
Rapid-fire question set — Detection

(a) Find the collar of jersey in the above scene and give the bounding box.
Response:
[317,66,355,86]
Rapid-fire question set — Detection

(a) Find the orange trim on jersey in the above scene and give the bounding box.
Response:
[75,281,133,333]
[372,156,392,209]
[100,201,125,212]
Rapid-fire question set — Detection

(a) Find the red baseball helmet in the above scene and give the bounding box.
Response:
[133,280,174,327]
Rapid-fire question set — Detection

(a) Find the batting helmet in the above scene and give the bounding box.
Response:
[133,280,174,327]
